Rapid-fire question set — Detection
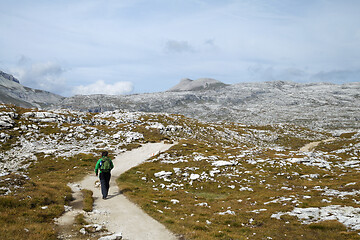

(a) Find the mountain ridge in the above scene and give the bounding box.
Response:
[57,80,360,132]
[0,70,358,132]
[0,70,20,84]
[0,70,64,108]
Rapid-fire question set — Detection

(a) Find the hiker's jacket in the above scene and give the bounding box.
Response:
[95,157,114,175]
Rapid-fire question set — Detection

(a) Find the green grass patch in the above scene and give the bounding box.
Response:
[0,153,97,240]
[81,189,94,212]
[75,213,89,226]
[308,220,347,231]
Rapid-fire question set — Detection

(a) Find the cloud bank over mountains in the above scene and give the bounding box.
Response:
[10,58,68,94]
[10,57,134,96]
[72,80,133,96]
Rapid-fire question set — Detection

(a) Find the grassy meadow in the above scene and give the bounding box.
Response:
[1,104,359,239]
[118,128,360,239]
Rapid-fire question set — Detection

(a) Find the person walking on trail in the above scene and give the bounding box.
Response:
[95,151,114,199]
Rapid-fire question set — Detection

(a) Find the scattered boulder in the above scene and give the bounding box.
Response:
[0,132,10,142]
[113,131,144,143]
[154,171,172,178]
[0,115,15,129]
[271,205,360,232]
[98,232,122,240]
[211,160,236,167]
[189,173,200,180]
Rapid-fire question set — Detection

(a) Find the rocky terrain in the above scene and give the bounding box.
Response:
[1,103,360,239]
[0,70,64,108]
[1,70,360,239]
[58,80,360,133]
[0,69,358,133]
[167,78,228,92]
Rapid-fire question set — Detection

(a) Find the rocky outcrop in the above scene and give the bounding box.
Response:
[98,232,122,240]
[0,105,195,179]
[0,70,20,83]
[0,112,18,129]
[167,78,227,92]
[0,70,64,108]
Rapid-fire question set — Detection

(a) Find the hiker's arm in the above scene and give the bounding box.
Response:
[95,159,101,175]
[111,159,114,170]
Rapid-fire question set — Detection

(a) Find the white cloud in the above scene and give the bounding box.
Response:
[72,80,133,95]
[9,59,69,95]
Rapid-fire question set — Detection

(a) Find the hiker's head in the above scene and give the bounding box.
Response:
[102,151,108,157]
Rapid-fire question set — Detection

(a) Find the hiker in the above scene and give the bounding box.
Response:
[95,151,114,199]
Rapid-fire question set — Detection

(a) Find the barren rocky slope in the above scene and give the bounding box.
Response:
[0,70,64,108]
[1,69,358,133]
[58,80,360,132]
[167,78,227,91]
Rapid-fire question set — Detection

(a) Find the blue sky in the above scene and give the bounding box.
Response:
[0,0,359,96]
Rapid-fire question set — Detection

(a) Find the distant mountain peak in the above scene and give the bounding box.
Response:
[168,78,227,92]
[0,70,20,83]
[0,70,63,108]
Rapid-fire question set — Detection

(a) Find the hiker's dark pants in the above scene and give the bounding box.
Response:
[99,172,111,198]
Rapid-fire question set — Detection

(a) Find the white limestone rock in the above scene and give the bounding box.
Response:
[154,171,172,178]
[98,232,122,240]
[271,205,360,232]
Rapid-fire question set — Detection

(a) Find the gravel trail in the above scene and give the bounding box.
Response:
[300,138,336,152]
[57,142,177,240]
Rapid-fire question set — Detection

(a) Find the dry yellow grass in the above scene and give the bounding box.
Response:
[1,104,359,239]
[0,153,96,240]
[119,131,360,239]
[81,189,94,212]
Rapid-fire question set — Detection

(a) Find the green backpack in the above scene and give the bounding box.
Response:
[100,157,112,172]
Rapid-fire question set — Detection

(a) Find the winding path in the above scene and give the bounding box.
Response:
[57,142,177,240]
[299,138,336,152]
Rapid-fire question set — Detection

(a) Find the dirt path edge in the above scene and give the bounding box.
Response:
[56,142,177,240]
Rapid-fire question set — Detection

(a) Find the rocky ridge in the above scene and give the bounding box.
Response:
[0,70,64,108]
[57,80,360,133]
[0,68,358,133]
[167,78,227,91]
[0,71,20,83]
